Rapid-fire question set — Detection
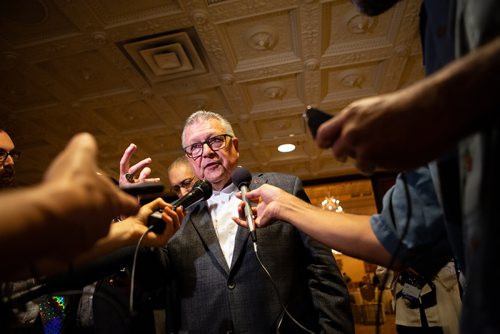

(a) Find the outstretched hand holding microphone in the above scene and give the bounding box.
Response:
[231,167,257,243]
[147,179,212,233]
[233,182,301,230]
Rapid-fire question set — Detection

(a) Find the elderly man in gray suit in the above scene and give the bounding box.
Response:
[165,110,354,333]
[123,110,353,333]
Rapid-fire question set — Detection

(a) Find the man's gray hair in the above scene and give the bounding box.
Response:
[181,110,235,147]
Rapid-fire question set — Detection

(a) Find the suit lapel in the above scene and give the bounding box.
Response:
[231,226,249,269]
[189,202,230,273]
[230,173,267,269]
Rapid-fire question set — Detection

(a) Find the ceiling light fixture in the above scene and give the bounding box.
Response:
[278,143,295,153]
[321,195,344,213]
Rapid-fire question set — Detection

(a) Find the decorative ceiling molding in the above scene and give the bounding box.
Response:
[0,0,424,191]
[122,30,207,84]
[246,24,279,51]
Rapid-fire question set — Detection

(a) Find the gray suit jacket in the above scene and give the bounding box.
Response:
[163,172,353,333]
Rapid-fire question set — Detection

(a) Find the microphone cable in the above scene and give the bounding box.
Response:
[252,241,315,334]
[129,225,155,314]
[131,226,313,333]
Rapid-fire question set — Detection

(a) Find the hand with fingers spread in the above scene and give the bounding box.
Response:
[119,143,161,186]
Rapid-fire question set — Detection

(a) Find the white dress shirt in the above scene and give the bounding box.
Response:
[206,183,240,266]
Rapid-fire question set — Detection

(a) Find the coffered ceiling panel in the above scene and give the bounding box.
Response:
[0,0,79,45]
[165,87,229,118]
[95,100,167,132]
[323,60,384,100]
[37,50,131,96]
[244,75,303,114]
[324,1,398,53]
[236,148,260,170]
[86,0,182,25]
[130,131,182,156]
[0,68,58,109]
[254,113,305,141]
[220,8,300,71]
[1,0,424,193]
[122,30,208,84]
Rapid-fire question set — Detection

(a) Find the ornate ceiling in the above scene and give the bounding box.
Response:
[1,0,423,197]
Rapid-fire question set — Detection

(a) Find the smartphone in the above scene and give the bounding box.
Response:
[303,106,333,139]
[120,183,165,196]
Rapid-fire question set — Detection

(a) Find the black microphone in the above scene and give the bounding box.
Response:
[171,179,212,210]
[231,167,257,243]
[148,180,212,233]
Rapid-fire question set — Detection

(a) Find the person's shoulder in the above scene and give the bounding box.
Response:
[252,172,299,182]
[251,172,302,191]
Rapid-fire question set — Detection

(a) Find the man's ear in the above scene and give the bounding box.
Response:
[232,137,239,151]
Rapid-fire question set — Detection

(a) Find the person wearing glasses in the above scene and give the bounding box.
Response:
[141,110,353,333]
[167,156,198,198]
[0,130,185,334]
[0,130,141,277]
[0,129,20,189]
[0,131,184,281]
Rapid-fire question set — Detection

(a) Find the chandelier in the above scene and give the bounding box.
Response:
[321,194,343,213]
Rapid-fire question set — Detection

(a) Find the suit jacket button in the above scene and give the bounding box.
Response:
[228,282,236,289]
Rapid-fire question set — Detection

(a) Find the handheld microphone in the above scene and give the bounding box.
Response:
[171,179,212,210]
[148,180,213,233]
[231,167,257,243]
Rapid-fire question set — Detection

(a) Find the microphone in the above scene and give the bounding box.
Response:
[171,179,212,210]
[148,180,212,233]
[231,167,257,243]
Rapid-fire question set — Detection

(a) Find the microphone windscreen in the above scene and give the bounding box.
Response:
[231,167,252,189]
[149,180,212,233]
[196,180,213,200]
[170,180,213,209]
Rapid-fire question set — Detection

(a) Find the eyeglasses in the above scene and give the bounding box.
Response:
[170,177,196,195]
[183,134,233,159]
[0,149,20,165]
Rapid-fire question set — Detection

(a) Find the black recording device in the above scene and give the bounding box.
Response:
[147,180,213,234]
[303,106,334,139]
[120,182,165,196]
